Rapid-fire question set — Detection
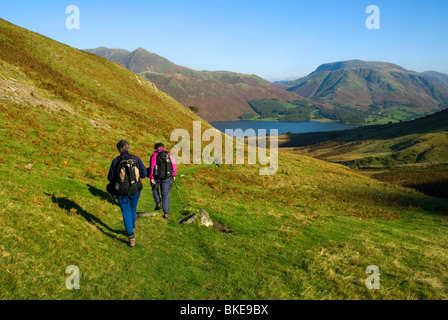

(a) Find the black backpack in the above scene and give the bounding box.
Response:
[110,154,143,196]
[154,150,173,180]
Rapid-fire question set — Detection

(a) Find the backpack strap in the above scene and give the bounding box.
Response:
[114,154,136,179]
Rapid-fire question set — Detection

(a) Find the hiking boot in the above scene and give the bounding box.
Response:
[163,212,169,219]
[128,233,135,248]
[154,202,162,211]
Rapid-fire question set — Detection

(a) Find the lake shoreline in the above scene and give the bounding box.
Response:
[209,118,366,125]
[209,120,363,137]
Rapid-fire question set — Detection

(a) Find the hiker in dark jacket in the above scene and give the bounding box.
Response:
[108,139,147,247]
[148,143,177,219]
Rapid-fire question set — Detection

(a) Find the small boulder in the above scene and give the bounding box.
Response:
[179,209,231,233]
[199,209,213,227]
[179,209,213,227]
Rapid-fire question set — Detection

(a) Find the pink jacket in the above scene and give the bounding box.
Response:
[149,148,177,180]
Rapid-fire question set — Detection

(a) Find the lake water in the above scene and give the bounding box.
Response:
[209,120,360,137]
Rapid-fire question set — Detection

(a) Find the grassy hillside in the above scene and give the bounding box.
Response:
[278,109,448,197]
[2,19,448,300]
[278,109,448,164]
[85,47,305,121]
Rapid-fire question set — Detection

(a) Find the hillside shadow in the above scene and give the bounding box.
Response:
[87,184,119,206]
[405,181,448,199]
[340,186,448,217]
[47,193,127,244]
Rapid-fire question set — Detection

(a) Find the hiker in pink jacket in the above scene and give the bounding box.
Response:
[148,143,177,219]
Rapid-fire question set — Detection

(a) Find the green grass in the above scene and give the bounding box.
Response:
[366,108,427,124]
[2,146,448,299]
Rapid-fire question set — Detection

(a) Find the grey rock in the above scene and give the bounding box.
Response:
[179,209,213,227]
[199,209,214,227]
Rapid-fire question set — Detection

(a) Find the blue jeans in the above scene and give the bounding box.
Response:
[152,178,172,213]
[117,192,140,236]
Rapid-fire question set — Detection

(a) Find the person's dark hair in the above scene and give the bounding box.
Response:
[154,143,164,150]
[117,139,130,153]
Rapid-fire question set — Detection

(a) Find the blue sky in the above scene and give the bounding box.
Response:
[1,0,447,81]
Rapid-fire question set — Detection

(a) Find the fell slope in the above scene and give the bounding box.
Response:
[422,71,448,87]
[140,71,304,121]
[278,109,448,197]
[85,47,305,121]
[1,19,448,300]
[85,47,199,76]
[278,109,448,163]
[281,60,448,115]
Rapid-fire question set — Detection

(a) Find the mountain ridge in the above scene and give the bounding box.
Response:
[422,71,448,87]
[313,59,407,73]
[84,47,307,121]
[278,60,448,118]
[87,50,448,123]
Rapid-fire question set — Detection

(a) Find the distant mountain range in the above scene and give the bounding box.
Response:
[84,47,304,121]
[85,48,448,123]
[277,60,448,114]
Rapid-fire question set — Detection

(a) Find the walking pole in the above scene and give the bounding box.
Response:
[173,179,186,210]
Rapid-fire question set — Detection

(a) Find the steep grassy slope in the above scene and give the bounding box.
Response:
[0,21,204,139]
[280,60,448,120]
[1,19,448,300]
[85,47,305,121]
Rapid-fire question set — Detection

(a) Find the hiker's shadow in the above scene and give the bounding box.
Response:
[48,193,127,244]
[87,184,119,206]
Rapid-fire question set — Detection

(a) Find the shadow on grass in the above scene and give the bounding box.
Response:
[87,184,119,206]
[406,181,448,199]
[336,185,448,217]
[47,193,128,244]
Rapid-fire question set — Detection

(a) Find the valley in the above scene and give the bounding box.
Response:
[277,109,448,198]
